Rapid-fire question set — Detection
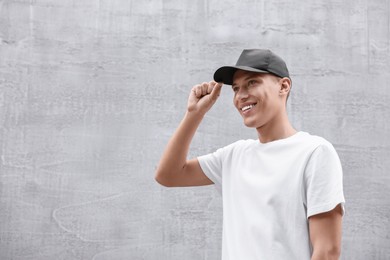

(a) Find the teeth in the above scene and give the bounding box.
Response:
[241,104,255,111]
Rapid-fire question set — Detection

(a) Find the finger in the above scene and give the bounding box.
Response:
[201,82,208,96]
[209,82,223,100]
[194,85,202,98]
[208,81,216,94]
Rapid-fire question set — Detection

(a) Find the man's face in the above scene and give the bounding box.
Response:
[231,70,285,129]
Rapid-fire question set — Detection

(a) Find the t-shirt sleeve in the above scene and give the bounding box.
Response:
[304,142,345,218]
[197,144,234,194]
[197,146,225,194]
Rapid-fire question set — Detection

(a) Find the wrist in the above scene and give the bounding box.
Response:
[184,110,205,123]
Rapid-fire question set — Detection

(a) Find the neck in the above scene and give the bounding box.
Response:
[256,111,297,143]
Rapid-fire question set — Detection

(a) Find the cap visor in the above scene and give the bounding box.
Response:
[213,66,269,85]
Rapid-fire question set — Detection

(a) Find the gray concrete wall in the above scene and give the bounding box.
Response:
[0,0,389,259]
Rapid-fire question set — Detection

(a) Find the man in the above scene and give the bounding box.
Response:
[155,49,345,260]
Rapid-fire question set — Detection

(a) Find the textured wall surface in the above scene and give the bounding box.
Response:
[0,0,389,259]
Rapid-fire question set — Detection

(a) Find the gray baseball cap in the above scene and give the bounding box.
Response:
[213,49,290,85]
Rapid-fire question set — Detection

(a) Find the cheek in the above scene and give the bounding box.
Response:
[233,95,239,108]
[257,93,274,111]
[262,90,277,103]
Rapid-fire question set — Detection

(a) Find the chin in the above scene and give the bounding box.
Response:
[243,119,259,128]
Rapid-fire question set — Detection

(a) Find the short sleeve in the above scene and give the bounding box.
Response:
[303,142,345,218]
[197,147,225,194]
[197,141,242,194]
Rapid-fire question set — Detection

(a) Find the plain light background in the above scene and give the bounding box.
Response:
[0,0,389,259]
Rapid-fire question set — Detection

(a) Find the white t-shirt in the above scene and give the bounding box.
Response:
[197,131,345,260]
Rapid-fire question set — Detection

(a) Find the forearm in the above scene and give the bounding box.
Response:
[155,81,222,186]
[155,111,204,182]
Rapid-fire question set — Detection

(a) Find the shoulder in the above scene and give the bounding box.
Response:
[292,132,341,164]
[219,138,257,151]
[298,132,341,165]
[214,139,257,156]
[298,132,336,150]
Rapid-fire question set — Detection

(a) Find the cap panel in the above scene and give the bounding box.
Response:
[236,49,270,71]
[266,51,289,78]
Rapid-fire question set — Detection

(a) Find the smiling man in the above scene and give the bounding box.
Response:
[155,49,345,260]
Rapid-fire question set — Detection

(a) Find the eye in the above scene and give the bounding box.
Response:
[232,86,239,92]
[248,80,256,87]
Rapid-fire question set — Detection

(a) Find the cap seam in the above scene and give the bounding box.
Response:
[265,49,271,71]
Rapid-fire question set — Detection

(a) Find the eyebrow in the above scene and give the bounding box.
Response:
[232,75,263,88]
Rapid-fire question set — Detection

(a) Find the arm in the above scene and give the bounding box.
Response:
[155,81,223,187]
[309,204,343,260]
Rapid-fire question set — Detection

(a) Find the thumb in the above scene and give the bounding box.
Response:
[209,82,223,101]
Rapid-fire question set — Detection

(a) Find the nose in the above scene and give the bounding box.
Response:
[235,87,249,101]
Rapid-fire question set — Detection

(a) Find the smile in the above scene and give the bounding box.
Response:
[241,103,257,112]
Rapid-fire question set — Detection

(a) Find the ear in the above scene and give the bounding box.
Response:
[279,77,291,97]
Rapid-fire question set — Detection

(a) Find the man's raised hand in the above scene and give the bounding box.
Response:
[187,81,223,114]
